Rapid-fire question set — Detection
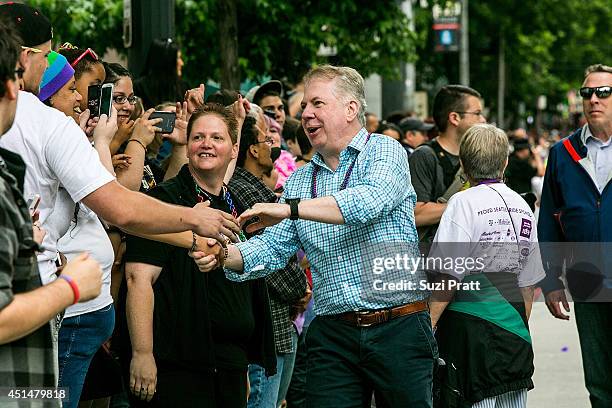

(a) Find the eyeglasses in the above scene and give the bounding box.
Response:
[14,67,25,79]
[456,111,485,118]
[70,48,99,68]
[113,95,138,105]
[252,137,274,146]
[579,86,612,99]
[21,45,42,53]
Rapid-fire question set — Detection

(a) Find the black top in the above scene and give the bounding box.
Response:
[124,165,276,374]
[409,138,460,203]
[505,156,537,194]
[409,139,460,241]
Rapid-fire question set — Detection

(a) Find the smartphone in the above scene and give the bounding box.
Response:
[99,83,113,117]
[149,111,176,134]
[27,194,41,214]
[87,84,101,117]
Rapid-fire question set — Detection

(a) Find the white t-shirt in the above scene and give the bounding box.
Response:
[431,183,545,287]
[0,91,114,284]
[56,189,114,318]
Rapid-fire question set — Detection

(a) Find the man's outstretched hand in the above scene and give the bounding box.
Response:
[238,203,290,234]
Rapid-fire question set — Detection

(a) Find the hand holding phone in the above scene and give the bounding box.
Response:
[149,111,176,134]
[87,84,102,118]
[99,84,114,118]
[27,194,41,216]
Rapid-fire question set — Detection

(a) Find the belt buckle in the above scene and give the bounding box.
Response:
[355,310,374,327]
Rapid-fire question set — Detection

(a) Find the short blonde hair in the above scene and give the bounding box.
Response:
[303,64,367,126]
[460,124,509,181]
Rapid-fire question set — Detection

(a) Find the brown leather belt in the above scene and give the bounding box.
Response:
[335,301,428,327]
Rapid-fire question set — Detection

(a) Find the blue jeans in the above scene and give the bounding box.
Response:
[248,329,299,408]
[58,304,115,408]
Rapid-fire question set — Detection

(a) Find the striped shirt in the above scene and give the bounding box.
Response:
[226,128,427,315]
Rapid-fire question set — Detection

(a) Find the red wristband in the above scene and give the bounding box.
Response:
[58,275,80,304]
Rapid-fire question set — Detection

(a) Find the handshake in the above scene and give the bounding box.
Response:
[189,234,229,273]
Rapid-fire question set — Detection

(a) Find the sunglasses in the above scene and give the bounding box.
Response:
[70,48,99,68]
[579,86,612,99]
[21,45,42,53]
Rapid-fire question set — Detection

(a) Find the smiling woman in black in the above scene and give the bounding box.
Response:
[123,104,275,408]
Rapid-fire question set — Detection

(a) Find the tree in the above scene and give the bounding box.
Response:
[176,0,420,87]
[32,0,419,88]
[414,0,612,129]
[28,0,124,56]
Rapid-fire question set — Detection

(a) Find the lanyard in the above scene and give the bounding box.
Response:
[476,178,502,186]
[194,182,247,242]
[311,133,371,199]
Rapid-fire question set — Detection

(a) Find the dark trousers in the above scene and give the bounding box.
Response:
[574,302,612,408]
[304,311,437,408]
[137,367,247,408]
[286,326,309,408]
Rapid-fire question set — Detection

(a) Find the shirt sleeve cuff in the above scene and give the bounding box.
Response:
[223,240,266,282]
[332,189,355,224]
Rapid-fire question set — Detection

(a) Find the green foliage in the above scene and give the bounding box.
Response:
[28,0,124,55]
[28,0,418,86]
[179,0,418,85]
[414,0,612,126]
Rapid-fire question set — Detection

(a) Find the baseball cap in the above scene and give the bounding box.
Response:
[399,117,434,133]
[245,80,283,104]
[0,3,52,47]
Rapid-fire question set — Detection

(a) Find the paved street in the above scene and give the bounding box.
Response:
[529,301,590,407]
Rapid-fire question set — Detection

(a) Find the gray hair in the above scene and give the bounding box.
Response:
[585,64,612,78]
[303,64,367,126]
[459,124,509,181]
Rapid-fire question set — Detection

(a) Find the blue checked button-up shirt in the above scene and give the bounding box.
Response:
[226,128,428,315]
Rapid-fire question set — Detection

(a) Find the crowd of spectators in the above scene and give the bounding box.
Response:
[0,3,610,408]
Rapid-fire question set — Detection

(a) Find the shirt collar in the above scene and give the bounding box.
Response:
[582,124,612,147]
[311,127,370,169]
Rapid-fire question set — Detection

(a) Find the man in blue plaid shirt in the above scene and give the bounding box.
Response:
[198,65,437,407]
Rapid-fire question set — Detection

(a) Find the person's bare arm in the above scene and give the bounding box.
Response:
[92,108,119,175]
[520,285,536,320]
[81,181,240,241]
[0,253,102,344]
[237,197,345,234]
[530,148,545,177]
[163,144,188,181]
[110,119,135,155]
[160,102,189,182]
[116,109,162,191]
[126,262,161,402]
[223,96,249,185]
[428,277,457,329]
[414,202,447,227]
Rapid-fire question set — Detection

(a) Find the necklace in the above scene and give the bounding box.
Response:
[194,181,247,242]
